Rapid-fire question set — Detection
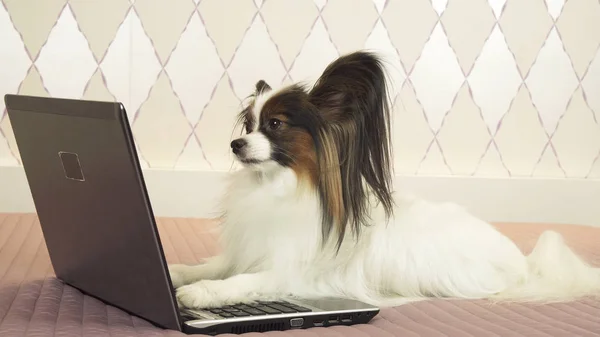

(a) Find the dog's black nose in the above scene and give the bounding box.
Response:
[230,139,247,154]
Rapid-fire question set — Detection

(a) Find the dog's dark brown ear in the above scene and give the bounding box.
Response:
[309,51,394,250]
[255,80,271,95]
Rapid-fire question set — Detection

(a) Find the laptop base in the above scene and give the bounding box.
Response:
[181,298,378,335]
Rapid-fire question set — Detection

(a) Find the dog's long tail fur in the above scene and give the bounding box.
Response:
[372,230,600,307]
[492,230,600,303]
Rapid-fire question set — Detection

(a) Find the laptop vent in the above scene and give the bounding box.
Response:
[231,321,285,334]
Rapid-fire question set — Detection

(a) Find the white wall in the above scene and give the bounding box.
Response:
[1,166,599,228]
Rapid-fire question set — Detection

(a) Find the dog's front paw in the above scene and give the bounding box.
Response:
[168,264,192,289]
[176,280,237,309]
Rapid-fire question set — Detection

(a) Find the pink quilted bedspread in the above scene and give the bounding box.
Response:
[0,213,599,336]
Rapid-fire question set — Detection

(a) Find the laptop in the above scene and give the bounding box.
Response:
[4,94,380,335]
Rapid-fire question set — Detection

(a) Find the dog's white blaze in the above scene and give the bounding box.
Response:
[243,132,271,161]
[251,86,279,131]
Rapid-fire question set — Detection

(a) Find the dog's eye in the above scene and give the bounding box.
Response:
[268,118,282,130]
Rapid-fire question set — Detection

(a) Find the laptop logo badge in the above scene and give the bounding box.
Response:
[59,152,85,182]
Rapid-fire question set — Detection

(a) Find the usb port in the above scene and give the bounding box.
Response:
[328,315,339,324]
[341,314,352,323]
[313,320,324,327]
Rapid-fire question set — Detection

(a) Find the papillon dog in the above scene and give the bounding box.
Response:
[170,51,600,309]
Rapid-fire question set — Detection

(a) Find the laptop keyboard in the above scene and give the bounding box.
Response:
[207,301,312,319]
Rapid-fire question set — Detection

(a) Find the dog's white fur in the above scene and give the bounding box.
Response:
[239,132,271,162]
[170,160,600,309]
[171,52,599,308]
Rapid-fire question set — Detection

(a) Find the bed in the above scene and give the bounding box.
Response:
[1,213,599,336]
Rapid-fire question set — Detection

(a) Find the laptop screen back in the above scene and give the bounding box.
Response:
[4,95,182,331]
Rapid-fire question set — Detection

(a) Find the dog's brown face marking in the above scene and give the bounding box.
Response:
[257,87,319,184]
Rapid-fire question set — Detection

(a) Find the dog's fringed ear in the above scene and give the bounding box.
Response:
[313,126,346,247]
[309,51,394,250]
[255,80,271,95]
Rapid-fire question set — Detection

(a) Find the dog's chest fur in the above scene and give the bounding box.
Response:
[219,167,325,273]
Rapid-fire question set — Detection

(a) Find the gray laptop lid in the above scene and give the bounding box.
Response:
[4,94,182,331]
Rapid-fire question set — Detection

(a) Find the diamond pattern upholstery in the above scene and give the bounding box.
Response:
[0,0,599,178]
